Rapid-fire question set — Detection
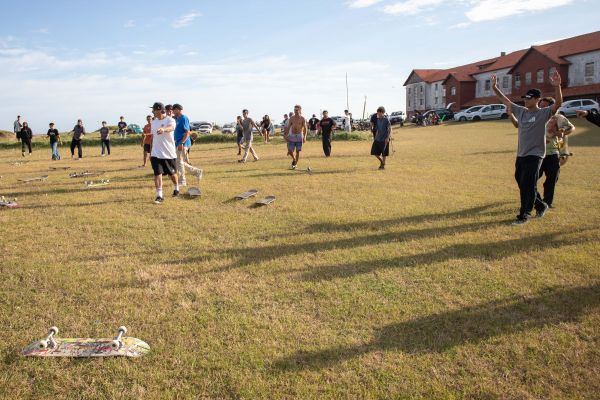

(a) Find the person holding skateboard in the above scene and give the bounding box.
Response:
[149,102,179,203]
[491,71,562,225]
[20,122,33,157]
[370,106,392,170]
[70,119,85,159]
[100,121,111,156]
[238,109,260,163]
[284,105,307,169]
[141,115,153,167]
[172,103,192,186]
[318,110,336,157]
[47,122,61,160]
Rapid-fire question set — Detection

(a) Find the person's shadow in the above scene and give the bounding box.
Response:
[273,283,600,370]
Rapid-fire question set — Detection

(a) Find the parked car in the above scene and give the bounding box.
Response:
[557,99,599,117]
[190,122,203,131]
[423,108,455,121]
[469,104,507,121]
[198,123,213,134]
[332,116,345,130]
[127,124,142,134]
[389,111,405,125]
[453,106,484,122]
[221,123,236,134]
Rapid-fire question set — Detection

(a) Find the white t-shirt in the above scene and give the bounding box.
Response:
[344,115,351,128]
[151,117,177,159]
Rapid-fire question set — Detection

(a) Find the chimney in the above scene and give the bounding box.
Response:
[501,51,506,57]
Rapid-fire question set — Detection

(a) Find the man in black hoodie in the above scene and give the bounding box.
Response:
[20,122,33,156]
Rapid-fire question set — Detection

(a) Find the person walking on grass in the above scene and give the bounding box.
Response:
[141,115,152,167]
[284,105,307,170]
[491,71,562,225]
[149,102,179,204]
[308,114,319,137]
[172,104,191,186]
[70,119,85,160]
[370,106,392,170]
[47,122,61,160]
[282,113,289,135]
[238,109,260,163]
[117,116,127,139]
[14,116,22,141]
[260,115,273,143]
[235,115,244,156]
[19,122,33,157]
[343,109,352,133]
[318,110,336,157]
[100,121,111,156]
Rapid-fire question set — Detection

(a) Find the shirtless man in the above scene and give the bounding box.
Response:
[284,105,307,169]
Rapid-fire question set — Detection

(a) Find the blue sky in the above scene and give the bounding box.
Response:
[1,0,598,131]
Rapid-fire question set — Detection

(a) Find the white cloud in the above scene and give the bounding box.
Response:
[124,20,136,28]
[383,0,444,15]
[465,0,574,22]
[347,0,383,8]
[449,21,472,29]
[172,12,203,29]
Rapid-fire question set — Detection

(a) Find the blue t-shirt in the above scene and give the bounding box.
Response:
[174,115,192,147]
[374,116,391,142]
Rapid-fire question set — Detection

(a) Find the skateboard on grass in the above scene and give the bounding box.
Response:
[85,179,110,188]
[256,195,276,206]
[50,166,71,170]
[0,196,19,209]
[22,326,150,358]
[70,171,102,178]
[188,187,201,197]
[19,175,49,183]
[235,189,258,200]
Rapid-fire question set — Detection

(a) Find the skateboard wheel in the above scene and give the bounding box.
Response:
[118,326,127,334]
[110,339,121,349]
[49,326,59,335]
[38,340,48,349]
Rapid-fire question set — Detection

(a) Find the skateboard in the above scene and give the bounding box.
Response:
[50,166,71,170]
[10,161,29,166]
[0,196,19,209]
[70,171,101,178]
[256,196,276,206]
[22,326,150,358]
[85,179,110,188]
[188,187,201,197]
[19,175,49,183]
[235,189,258,200]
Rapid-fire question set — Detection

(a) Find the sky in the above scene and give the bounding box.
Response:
[1,0,598,132]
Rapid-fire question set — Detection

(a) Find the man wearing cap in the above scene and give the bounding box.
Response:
[149,102,179,204]
[14,116,22,141]
[491,71,562,225]
[172,104,192,186]
[370,106,392,170]
[70,119,86,159]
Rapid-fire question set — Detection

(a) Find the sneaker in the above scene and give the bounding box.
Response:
[21,152,25,157]
[154,196,164,204]
[253,157,259,162]
[547,204,554,209]
[536,204,549,218]
[378,164,385,170]
[172,190,180,197]
[511,218,528,226]
[101,154,106,157]
[238,159,246,163]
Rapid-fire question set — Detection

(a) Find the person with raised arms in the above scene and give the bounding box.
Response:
[491,71,562,225]
[149,102,179,204]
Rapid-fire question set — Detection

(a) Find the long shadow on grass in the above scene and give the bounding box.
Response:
[19,199,129,210]
[273,283,600,370]
[300,230,587,282]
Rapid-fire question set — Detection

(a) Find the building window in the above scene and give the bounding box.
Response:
[485,80,491,91]
[537,69,544,83]
[419,99,423,106]
[585,62,594,77]
[443,87,446,96]
[502,76,509,88]
[435,96,438,104]
[435,83,438,91]
[525,72,532,85]
[408,99,411,107]
[451,86,456,96]
[420,86,423,93]
[408,88,411,95]
[515,73,521,88]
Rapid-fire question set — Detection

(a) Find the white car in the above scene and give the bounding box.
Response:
[221,123,236,134]
[557,99,599,117]
[454,106,484,122]
[332,116,345,130]
[469,104,507,121]
[198,123,213,134]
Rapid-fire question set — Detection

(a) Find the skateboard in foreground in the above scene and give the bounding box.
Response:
[70,171,102,178]
[256,195,276,206]
[0,196,19,209]
[85,179,110,188]
[22,326,150,358]
[235,189,258,200]
[19,175,49,183]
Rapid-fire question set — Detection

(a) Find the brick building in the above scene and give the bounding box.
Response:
[404,31,600,115]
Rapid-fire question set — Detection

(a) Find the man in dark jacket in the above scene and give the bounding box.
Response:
[20,122,33,156]
[71,119,85,159]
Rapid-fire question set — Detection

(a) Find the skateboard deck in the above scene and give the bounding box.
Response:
[188,187,201,197]
[70,171,101,178]
[85,179,110,188]
[22,327,150,358]
[235,189,258,200]
[256,195,276,206]
[19,175,49,183]
[50,166,71,170]
[0,197,19,209]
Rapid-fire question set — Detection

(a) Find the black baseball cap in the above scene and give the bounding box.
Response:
[150,102,165,111]
[172,104,183,110]
[522,89,542,99]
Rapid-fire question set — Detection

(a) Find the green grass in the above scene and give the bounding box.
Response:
[1,120,599,399]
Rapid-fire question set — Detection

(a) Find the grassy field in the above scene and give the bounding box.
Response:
[1,120,599,399]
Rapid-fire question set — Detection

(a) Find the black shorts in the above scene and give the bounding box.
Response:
[371,140,389,157]
[150,157,176,176]
[144,144,152,153]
